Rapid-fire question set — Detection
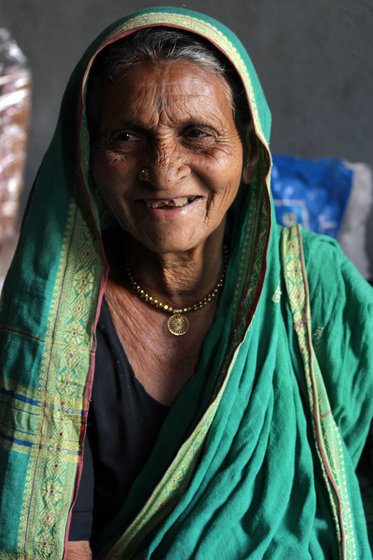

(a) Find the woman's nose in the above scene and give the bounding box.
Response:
[147,142,191,188]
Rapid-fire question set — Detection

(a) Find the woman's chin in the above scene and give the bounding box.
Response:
[135,238,203,256]
[127,230,211,256]
[122,217,226,256]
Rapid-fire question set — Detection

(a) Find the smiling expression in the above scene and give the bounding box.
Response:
[91,59,244,254]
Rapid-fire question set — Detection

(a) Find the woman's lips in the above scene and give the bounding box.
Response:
[140,196,200,209]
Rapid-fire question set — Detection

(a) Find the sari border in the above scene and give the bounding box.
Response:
[281,225,357,560]
[16,197,103,558]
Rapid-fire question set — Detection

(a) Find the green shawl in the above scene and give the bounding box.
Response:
[0,7,372,559]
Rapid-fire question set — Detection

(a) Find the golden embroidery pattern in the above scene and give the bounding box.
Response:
[18,201,103,559]
[282,226,356,560]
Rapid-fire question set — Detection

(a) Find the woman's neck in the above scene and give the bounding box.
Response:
[106,229,226,309]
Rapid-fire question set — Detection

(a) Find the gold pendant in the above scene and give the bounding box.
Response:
[167,313,189,336]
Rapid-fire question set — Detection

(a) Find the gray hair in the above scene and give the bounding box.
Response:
[87,27,250,144]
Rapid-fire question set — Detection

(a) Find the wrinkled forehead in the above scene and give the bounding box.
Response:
[81,12,269,149]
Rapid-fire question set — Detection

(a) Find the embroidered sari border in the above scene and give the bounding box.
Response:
[281,226,357,560]
[15,199,103,558]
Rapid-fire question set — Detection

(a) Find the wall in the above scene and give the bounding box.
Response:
[1,0,372,273]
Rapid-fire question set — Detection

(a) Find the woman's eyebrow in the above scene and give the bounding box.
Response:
[100,118,150,135]
[106,116,218,131]
[111,118,147,129]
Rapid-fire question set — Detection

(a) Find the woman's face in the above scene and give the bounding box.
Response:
[91,59,244,254]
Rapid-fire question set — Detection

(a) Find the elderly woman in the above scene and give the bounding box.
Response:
[0,7,372,560]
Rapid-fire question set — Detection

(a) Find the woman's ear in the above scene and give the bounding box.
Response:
[242,123,259,184]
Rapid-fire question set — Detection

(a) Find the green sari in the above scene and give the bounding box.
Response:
[0,7,372,559]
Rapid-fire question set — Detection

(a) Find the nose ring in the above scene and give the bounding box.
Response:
[138,167,150,182]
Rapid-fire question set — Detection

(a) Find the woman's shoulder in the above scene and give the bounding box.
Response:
[299,228,373,307]
[290,228,373,463]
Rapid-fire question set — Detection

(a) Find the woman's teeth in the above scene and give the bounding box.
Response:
[145,197,196,209]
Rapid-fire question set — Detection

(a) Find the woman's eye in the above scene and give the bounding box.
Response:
[183,127,216,146]
[117,131,140,142]
[187,128,210,138]
[108,130,144,152]
[189,128,207,137]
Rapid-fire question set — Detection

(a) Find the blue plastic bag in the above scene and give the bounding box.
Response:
[271,155,353,238]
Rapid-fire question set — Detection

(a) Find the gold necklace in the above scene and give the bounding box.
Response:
[126,247,228,336]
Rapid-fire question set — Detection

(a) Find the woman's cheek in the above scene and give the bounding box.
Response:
[93,157,123,196]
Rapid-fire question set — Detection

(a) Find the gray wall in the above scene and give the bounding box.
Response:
[1,0,372,271]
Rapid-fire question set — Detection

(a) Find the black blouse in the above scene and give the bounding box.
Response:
[69,300,169,540]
